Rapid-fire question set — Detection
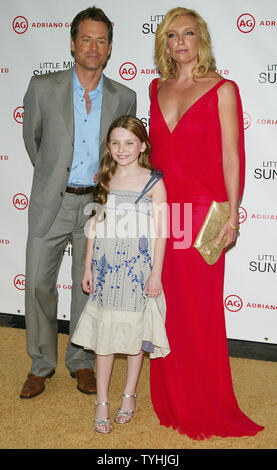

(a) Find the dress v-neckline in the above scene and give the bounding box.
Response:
[156,78,226,135]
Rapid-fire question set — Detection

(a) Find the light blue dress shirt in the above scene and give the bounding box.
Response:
[68,67,103,187]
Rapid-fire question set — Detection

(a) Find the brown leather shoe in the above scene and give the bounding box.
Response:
[20,370,55,399]
[71,368,96,394]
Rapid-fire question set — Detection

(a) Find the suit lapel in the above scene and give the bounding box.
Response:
[53,68,74,143]
[100,75,120,156]
[52,71,120,156]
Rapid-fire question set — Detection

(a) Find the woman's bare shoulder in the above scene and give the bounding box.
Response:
[217,80,237,99]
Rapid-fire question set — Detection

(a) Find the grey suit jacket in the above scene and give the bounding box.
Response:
[23,68,137,237]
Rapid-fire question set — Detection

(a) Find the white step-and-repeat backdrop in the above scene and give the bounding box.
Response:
[0,0,276,343]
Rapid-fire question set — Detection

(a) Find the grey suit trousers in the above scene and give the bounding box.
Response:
[25,191,94,376]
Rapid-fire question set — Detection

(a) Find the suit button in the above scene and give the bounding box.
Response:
[67,167,70,172]
[60,192,63,196]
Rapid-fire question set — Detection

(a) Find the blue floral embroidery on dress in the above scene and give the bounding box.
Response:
[91,236,152,307]
[91,254,108,304]
[139,235,152,266]
[139,235,148,254]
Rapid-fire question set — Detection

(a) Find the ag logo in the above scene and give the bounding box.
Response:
[119,62,137,80]
[239,206,247,224]
[237,13,256,33]
[243,112,252,130]
[13,106,24,124]
[14,274,25,291]
[12,16,29,34]
[225,294,243,312]
[13,193,28,210]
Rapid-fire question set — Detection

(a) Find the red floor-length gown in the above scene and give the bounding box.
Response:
[149,77,264,439]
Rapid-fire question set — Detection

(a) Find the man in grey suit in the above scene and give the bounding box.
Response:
[21,7,136,398]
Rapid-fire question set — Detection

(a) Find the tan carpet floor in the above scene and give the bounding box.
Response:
[0,327,276,449]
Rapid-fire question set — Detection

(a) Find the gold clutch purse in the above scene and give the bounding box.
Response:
[193,201,229,265]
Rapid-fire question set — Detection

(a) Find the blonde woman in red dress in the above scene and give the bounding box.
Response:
[149,7,264,439]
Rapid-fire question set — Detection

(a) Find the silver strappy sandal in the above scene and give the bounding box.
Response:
[114,393,137,424]
[94,400,112,434]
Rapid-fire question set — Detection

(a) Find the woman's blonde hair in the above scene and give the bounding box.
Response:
[155,7,216,81]
[93,116,152,209]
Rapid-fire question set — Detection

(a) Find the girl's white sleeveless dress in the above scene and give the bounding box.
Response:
[72,171,170,358]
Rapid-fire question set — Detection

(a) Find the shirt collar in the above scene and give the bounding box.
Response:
[73,66,104,97]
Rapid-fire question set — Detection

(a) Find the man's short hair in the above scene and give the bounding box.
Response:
[70,6,113,43]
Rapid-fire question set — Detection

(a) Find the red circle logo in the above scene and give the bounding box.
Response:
[13,106,24,124]
[243,112,252,130]
[225,294,243,312]
[14,274,25,291]
[237,13,256,33]
[13,193,28,210]
[119,62,137,80]
[239,206,247,224]
[12,16,28,34]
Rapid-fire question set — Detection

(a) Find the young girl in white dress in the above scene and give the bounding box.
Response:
[72,116,170,434]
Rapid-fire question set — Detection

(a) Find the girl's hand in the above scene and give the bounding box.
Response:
[145,273,162,298]
[82,269,93,294]
[215,218,239,248]
[93,172,99,184]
